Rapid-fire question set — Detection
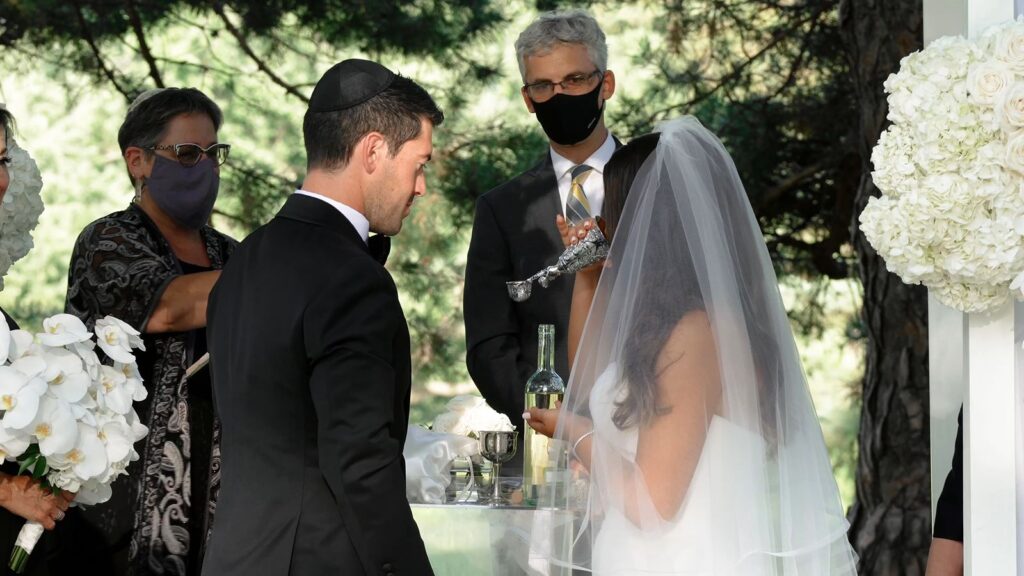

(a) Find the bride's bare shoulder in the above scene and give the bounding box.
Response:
[655,309,716,375]
[651,309,722,415]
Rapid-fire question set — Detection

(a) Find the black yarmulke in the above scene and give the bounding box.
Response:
[308,59,397,113]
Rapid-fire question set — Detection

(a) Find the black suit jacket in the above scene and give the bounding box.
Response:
[464,155,573,441]
[203,194,432,576]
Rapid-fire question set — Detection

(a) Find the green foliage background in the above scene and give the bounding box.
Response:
[0,1,862,506]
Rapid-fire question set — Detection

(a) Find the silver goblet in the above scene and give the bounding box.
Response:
[477,430,518,505]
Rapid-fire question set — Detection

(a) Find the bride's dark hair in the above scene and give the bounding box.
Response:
[0,109,14,146]
[604,134,702,428]
[603,132,780,432]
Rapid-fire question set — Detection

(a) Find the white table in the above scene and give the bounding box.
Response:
[411,504,576,576]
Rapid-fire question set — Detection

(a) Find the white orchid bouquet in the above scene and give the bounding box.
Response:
[0,313,148,573]
[863,18,1024,313]
[431,395,514,437]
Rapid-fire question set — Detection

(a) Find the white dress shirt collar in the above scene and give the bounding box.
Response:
[293,189,370,245]
[549,131,617,181]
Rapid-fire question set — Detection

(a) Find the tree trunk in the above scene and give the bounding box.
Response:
[838,1,932,574]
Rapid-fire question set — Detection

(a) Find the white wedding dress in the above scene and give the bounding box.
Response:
[589,364,774,576]
[527,117,858,575]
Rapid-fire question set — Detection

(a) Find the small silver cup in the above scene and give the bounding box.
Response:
[477,430,519,505]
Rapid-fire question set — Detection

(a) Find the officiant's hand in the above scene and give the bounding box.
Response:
[0,473,74,530]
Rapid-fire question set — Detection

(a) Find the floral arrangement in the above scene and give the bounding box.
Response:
[861,19,1024,313]
[0,314,147,572]
[0,137,44,291]
[431,395,514,437]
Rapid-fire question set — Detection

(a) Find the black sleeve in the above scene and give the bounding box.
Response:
[933,406,963,542]
[64,219,176,331]
[463,194,532,421]
[303,265,432,576]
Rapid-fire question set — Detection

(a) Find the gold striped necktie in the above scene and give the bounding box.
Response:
[565,164,594,226]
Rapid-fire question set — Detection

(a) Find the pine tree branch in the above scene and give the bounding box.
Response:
[125,0,165,87]
[71,0,133,101]
[211,4,309,104]
[655,4,829,119]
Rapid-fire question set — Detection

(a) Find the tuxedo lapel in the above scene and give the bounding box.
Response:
[530,156,566,256]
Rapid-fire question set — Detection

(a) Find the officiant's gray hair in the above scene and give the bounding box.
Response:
[515,9,608,81]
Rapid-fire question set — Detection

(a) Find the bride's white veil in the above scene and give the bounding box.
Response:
[529,117,857,574]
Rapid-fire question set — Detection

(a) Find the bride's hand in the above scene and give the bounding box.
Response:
[0,473,73,530]
[524,406,559,438]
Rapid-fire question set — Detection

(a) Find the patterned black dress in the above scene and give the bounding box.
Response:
[63,204,235,575]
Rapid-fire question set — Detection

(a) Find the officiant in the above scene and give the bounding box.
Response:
[464,9,620,452]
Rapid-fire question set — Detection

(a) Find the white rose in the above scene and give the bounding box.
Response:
[1005,131,1024,175]
[994,24,1024,70]
[444,394,484,414]
[968,60,1015,106]
[463,403,515,433]
[1000,82,1024,130]
[432,412,460,434]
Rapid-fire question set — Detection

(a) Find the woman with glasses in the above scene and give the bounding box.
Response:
[63,88,236,576]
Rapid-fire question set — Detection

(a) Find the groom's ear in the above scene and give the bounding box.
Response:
[360,131,388,174]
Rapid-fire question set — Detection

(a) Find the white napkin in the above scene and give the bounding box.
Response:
[404,426,479,504]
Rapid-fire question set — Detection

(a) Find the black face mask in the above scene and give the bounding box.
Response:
[530,80,605,146]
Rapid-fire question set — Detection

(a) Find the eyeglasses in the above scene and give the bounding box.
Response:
[523,70,604,102]
[149,143,231,167]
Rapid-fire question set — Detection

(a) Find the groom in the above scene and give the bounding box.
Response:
[203,59,441,576]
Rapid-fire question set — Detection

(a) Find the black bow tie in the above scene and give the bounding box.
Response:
[368,234,391,265]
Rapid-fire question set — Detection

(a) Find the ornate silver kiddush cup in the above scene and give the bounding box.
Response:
[506,226,610,302]
[478,430,518,505]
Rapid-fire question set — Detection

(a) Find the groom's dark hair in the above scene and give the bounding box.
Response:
[304,75,444,171]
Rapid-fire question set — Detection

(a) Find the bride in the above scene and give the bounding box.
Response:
[525,117,858,574]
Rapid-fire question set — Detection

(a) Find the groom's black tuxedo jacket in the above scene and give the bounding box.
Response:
[204,194,432,576]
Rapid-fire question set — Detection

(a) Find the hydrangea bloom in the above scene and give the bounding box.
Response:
[0,138,44,291]
[862,20,1024,312]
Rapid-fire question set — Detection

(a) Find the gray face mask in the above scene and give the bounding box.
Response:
[145,155,219,230]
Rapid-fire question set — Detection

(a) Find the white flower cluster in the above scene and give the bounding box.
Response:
[0,138,44,291]
[0,314,148,505]
[431,395,514,437]
[862,20,1024,313]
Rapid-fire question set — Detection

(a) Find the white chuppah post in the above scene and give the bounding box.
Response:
[923,4,1021,574]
